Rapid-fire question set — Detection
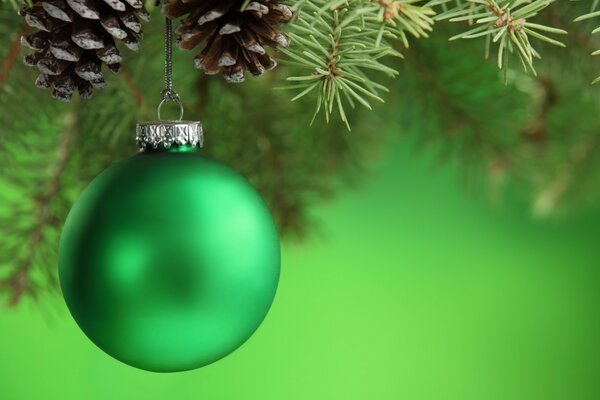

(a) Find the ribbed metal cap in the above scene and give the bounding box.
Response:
[136,121,203,151]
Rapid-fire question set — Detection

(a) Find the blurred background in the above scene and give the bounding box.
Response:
[2,1,600,399]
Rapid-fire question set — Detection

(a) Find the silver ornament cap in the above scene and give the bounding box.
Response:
[136,120,203,151]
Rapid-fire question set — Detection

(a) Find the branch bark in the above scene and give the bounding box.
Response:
[0,24,28,89]
[120,66,148,114]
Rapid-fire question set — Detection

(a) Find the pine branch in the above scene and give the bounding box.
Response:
[1,111,77,305]
[394,35,532,189]
[0,23,27,88]
[373,0,436,45]
[532,137,600,217]
[4,0,600,308]
[281,0,401,129]
[434,0,567,77]
[573,0,600,82]
[119,66,148,111]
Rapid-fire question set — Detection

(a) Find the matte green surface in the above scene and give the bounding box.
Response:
[2,139,600,398]
[59,149,280,372]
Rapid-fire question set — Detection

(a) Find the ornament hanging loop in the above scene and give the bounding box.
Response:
[157,17,184,121]
[157,90,184,121]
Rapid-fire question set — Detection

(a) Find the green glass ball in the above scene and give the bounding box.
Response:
[58,147,280,373]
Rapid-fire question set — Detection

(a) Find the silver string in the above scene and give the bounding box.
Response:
[164,17,174,95]
[158,17,184,121]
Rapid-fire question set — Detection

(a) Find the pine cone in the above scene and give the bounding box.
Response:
[19,0,148,102]
[163,0,292,83]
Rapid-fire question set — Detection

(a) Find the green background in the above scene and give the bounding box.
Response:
[1,137,599,400]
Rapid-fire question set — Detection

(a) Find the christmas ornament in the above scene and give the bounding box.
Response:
[19,0,148,101]
[163,0,292,82]
[58,18,280,372]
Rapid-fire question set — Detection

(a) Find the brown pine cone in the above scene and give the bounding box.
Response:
[163,0,292,83]
[19,0,148,102]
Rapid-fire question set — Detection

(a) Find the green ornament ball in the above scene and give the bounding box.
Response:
[58,145,280,373]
